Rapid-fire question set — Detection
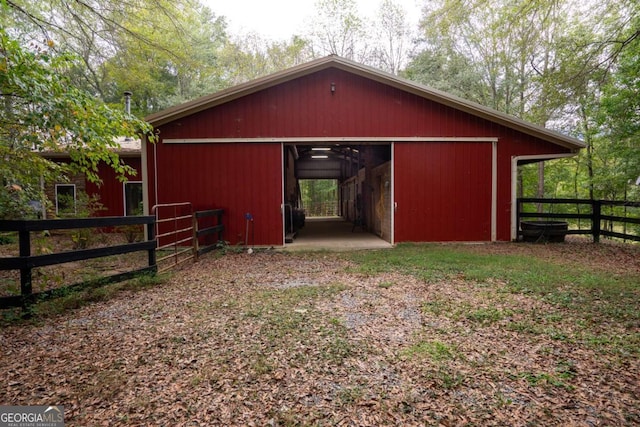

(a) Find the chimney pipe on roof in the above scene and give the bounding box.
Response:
[123,91,133,142]
[124,91,132,115]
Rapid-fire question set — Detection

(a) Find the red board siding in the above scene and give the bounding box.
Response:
[86,157,141,217]
[149,143,283,246]
[159,69,509,139]
[394,142,493,242]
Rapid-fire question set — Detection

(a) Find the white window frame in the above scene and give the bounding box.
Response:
[55,184,76,215]
[123,181,143,216]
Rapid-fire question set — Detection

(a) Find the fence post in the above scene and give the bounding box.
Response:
[515,198,521,241]
[592,200,601,243]
[147,219,157,269]
[192,213,199,261]
[18,227,32,304]
[218,210,224,242]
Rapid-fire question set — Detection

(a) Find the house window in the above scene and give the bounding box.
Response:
[55,184,76,215]
[123,181,143,216]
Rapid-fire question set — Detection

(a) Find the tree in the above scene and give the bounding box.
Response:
[307,0,368,61]
[219,34,313,85]
[599,28,640,199]
[543,0,640,201]
[402,48,488,101]
[370,0,415,74]
[0,29,156,218]
[415,0,572,119]
[409,0,640,202]
[3,0,232,116]
[97,1,230,115]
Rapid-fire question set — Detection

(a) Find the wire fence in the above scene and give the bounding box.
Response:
[304,201,339,217]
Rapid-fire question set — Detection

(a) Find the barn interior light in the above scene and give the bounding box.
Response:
[311,155,328,159]
[330,82,336,94]
[311,147,331,151]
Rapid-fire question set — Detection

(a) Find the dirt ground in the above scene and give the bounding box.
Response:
[1,240,638,426]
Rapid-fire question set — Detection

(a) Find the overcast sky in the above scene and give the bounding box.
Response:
[203,0,423,41]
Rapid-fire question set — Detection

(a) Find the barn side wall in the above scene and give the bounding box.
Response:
[86,157,142,217]
[45,157,141,218]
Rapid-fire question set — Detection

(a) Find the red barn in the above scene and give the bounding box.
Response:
[143,56,584,246]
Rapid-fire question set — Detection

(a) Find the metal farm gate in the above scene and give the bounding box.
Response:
[152,202,224,272]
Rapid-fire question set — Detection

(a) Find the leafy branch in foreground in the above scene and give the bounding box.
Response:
[0,28,157,218]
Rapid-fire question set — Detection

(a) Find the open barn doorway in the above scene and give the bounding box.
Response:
[283,143,393,249]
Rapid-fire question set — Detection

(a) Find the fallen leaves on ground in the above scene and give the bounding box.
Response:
[1,242,639,426]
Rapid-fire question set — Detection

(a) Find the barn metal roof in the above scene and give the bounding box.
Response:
[146,55,585,151]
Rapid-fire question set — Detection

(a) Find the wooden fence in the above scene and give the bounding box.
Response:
[0,216,156,309]
[0,207,225,309]
[517,198,640,243]
[194,209,225,257]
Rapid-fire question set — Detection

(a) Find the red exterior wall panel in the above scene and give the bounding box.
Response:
[86,157,141,217]
[157,69,575,148]
[148,143,283,246]
[394,142,493,242]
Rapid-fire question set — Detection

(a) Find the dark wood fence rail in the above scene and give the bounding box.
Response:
[0,216,157,309]
[194,209,225,258]
[517,198,640,243]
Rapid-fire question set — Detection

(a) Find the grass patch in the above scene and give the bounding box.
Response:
[337,386,364,405]
[349,244,639,326]
[517,371,574,390]
[421,299,451,317]
[466,307,513,325]
[0,232,16,245]
[348,244,639,357]
[402,340,458,362]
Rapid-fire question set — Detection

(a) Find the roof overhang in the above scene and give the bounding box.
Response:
[145,55,585,152]
[39,137,141,159]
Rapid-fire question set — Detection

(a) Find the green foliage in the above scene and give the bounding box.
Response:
[0,184,40,220]
[97,1,230,115]
[402,48,487,102]
[0,233,16,245]
[0,28,156,219]
[410,0,640,202]
[598,22,640,196]
[220,35,313,85]
[57,191,106,249]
